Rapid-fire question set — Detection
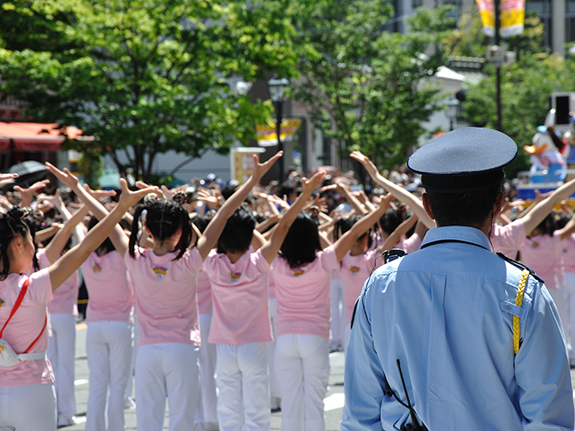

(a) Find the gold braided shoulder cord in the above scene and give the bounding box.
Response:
[513,270,530,355]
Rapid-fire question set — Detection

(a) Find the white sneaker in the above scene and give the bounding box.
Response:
[57,414,78,428]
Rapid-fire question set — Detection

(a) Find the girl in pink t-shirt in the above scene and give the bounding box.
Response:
[271,194,392,431]
[81,216,134,431]
[519,212,575,351]
[0,170,156,431]
[50,154,283,431]
[204,172,325,431]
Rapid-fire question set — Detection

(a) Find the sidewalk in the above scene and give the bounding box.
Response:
[64,323,346,430]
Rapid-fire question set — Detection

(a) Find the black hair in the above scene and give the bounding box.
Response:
[379,209,404,236]
[216,205,256,254]
[278,181,297,201]
[333,214,373,248]
[532,212,557,237]
[129,198,192,260]
[0,207,35,280]
[88,216,115,256]
[191,214,211,234]
[279,212,322,269]
[221,185,238,201]
[556,213,571,230]
[425,182,503,229]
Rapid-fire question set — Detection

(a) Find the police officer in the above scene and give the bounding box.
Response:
[342,128,574,430]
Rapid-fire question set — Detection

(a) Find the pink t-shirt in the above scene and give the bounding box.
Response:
[124,247,202,347]
[268,276,276,301]
[204,249,272,345]
[395,233,422,254]
[196,270,212,316]
[81,251,133,323]
[519,231,563,290]
[562,234,575,274]
[37,249,78,317]
[272,246,338,339]
[0,269,54,387]
[491,220,526,258]
[339,249,382,324]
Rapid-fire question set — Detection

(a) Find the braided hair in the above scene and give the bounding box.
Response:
[129,197,192,260]
[0,207,35,280]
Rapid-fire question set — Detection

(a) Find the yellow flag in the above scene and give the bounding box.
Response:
[501,0,525,38]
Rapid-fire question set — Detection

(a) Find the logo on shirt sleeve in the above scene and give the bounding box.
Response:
[292,268,304,277]
[153,266,168,279]
[350,266,360,274]
[230,271,242,281]
[93,263,102,273]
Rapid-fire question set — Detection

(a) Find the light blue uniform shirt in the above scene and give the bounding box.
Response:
[342,226,574,431]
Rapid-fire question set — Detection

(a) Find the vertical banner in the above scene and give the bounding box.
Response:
[501,0,525,37]
[475,0,495,37]
[230,147,265,184]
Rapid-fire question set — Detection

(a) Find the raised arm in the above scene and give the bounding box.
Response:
[43,205,90,264]
[520,178,575,236]
[45,162,132,257]
[196,152,282,261]
[48,179,159,291]
[260,172,326,264]
[350,151,435,230]
[333,194,393,263]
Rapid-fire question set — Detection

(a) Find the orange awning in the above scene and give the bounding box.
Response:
[0,122,84,151]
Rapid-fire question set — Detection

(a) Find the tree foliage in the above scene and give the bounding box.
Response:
[444,10,575,177]
[0,0,297,181]
[289,1,455,172]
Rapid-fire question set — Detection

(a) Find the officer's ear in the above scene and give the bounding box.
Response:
[493,191,504,219]
[422,193,435,221]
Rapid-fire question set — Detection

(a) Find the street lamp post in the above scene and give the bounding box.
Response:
[267,74,289,182]
[446,96,459,131]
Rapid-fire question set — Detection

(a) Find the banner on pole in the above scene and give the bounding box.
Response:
[501,0,525,38]
[256,118,302,147]
[475,0,524,38]
[475,0,495,37]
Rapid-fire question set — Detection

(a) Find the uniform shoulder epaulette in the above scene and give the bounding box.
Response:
[496,252,544,284]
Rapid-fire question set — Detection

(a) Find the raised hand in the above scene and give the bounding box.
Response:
[45,162,80,189]
[14,179,51,207]
[83,183,117,200]
[117,179,160,209]
[0,173,18,182]
[302,171,326,196]
[251,151,283,182]
[350,151,379,179]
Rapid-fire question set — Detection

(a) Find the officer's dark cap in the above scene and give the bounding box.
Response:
[407,127,517,193]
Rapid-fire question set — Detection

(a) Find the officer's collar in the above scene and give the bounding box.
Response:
[421,226,491,251]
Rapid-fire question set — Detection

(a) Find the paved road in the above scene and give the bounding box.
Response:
[64,322,346,430]
[63,322,575,431]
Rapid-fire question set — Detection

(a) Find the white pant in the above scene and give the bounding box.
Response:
[47,313,77,420]
[195,314,218,426]
[329,279,344,349]
[0,383,56,431]
[267,299,280,399]
[216,343,270,431]
[86,321,133,431]
[275,334,329,431]
[135,343,199,431]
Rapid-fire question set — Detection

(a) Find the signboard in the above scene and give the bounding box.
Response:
[230,147,265,184]
[256,118,302,147]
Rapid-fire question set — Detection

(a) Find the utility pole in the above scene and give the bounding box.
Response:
[494,0,502,132]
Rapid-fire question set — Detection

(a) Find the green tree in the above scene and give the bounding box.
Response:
[0,0,297,181]
[444,10,575,177]
[289,1,455,173]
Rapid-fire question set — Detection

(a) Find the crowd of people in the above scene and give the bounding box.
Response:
[0,131,574,431]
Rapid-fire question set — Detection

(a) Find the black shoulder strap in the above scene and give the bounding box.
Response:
[496,252,544,283]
